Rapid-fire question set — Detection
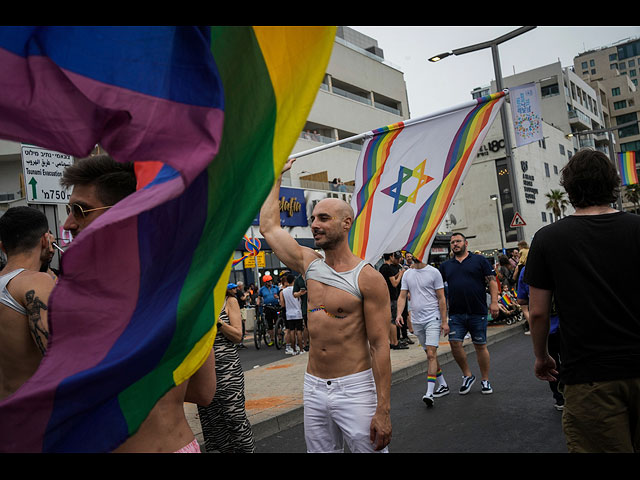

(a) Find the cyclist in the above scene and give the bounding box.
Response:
[257,274,280,346]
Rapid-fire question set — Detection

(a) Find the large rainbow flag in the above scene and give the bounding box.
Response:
[0,26,335,453]
[349,92,505,263]
[617,151,639,186]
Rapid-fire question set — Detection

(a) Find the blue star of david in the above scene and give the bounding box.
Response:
[381,159,434,213]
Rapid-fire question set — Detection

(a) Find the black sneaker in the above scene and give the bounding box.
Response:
[422,394,434,408]
[390,343,409,350]
[433,385,450,398]
[481,380,493,394]
[459,375,475,395]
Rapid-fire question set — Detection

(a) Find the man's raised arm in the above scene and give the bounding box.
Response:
[259,158,315,274]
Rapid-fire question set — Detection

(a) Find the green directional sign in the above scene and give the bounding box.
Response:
[28,177,38,200]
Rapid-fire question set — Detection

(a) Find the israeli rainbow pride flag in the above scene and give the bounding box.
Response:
[349,92,505,263]
[617,151,639,186]
[0,26,335,453]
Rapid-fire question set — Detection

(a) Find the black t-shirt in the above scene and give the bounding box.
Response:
[524,212,640,384]
[379,263,400,301]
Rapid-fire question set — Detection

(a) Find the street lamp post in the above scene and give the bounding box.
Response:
[429,26,536,243]
[490,194,505,253]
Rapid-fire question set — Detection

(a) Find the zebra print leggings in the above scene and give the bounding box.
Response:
[197,334,255,453]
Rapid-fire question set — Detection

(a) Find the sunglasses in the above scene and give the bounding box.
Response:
[65,203,112,219]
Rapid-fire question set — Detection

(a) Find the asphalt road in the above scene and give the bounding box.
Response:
[252,332,568,453]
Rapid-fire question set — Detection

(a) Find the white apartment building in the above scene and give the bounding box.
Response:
[449,62,594,255]
[234,27,411,283]
[573,36,640,157]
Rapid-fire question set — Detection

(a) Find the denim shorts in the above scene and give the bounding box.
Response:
[448,313,488,344]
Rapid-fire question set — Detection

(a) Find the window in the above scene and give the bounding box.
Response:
[611,63,618,70]
[609,53,617,61]
[581,61,588,69]
[559,144,565,155]
[614,100,628,110]
[541,212,547,222]
[554,165,559,175]
[590,59,595,67]
[631,70,637,77]
[541,83,559,97]
[612,87,621,96]
[620,62,627,70]
[630,59,636,67]
[544,162,550,177]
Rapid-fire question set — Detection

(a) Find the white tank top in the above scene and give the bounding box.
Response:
[305,258,368,299]
[282,286,302,320]
[0,269,26,315]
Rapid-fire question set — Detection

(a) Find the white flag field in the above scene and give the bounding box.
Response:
[347,91,506,264]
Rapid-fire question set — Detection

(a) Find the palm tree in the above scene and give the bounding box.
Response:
[545,189,569,221]
[623,184,640,214]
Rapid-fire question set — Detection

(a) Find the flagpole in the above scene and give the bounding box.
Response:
[288,90,509,160]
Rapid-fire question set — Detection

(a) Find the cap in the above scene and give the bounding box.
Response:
[227,283,238,289]
[262,274,273,282]
[393,251,402,258]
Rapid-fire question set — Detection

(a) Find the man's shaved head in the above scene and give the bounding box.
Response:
[310,198,354,250]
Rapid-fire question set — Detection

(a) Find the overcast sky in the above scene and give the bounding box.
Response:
[350,26,640,119]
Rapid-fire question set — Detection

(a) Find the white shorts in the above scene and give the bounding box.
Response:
[303,369,389,453]
[413,320,441,348]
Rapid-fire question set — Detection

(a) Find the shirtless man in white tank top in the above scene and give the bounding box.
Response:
[260,158,392,453]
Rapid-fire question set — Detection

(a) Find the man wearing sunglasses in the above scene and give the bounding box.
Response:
[0,206,56,401]
[60,155,216,453]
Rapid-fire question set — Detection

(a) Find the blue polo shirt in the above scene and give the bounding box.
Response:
[439,253,495,315]
[259,285,280,306]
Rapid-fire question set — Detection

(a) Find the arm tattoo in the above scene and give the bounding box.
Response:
[25,289,49,355]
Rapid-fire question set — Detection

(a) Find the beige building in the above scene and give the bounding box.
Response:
[573,36,640,157]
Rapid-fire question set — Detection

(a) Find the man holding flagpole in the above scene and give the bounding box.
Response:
[260,158,392,453]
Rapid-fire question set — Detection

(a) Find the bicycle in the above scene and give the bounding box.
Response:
[253,310,269,350]
[274,314,286,350]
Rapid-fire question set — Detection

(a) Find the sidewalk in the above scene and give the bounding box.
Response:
[184,321,526,448]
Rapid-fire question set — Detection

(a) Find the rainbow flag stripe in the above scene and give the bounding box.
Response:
[349,122,405,258]
[0,26,335,453]
[403,92,505,260]
[618,151,639,186]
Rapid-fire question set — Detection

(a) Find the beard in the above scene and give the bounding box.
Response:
[313,228,343,251]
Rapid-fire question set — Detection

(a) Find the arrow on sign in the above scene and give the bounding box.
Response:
[510,212,526,227]
[28,177,38,200]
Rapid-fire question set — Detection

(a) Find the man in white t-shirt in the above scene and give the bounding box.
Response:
[280,273,305,355]
[396,254,450,407]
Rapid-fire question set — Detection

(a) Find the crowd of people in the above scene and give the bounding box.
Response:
[1,149,639,453]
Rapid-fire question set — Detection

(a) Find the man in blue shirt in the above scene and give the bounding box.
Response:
[440,233,499,395]
[258,274,280,346]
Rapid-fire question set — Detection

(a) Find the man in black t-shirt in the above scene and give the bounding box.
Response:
[379,252,408,350]
[525,149,640,453]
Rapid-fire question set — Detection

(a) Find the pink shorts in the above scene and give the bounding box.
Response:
[173,438,201,453]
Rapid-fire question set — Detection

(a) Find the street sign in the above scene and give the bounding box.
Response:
[510,212,527,227]
[21,145,73,204]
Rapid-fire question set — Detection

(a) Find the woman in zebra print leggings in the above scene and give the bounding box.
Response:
[197,283,255,453]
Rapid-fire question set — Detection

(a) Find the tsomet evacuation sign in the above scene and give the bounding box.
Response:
[21,145,73,204]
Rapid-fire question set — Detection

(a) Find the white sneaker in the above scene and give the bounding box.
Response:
[422,394,435,408]
[285,345,294,355]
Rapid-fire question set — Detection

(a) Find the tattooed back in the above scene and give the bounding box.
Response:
[0,269,54,401]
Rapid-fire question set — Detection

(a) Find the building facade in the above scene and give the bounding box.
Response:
[573,36,640,157]
[233,27,411,284]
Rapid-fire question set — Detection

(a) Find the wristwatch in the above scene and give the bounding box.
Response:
[217,321,223,329]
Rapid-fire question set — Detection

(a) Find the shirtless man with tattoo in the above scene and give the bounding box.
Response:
[260,158,392,453]
[0,206,56,401]
[58,155,216,453]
